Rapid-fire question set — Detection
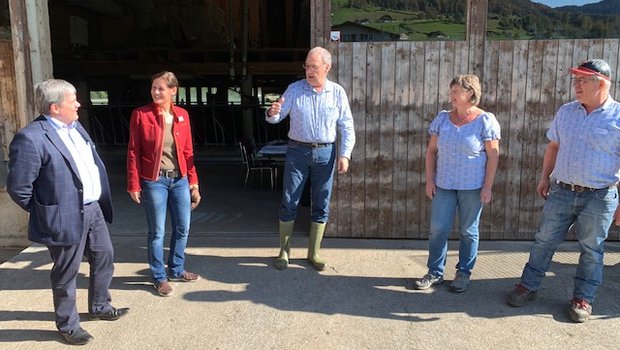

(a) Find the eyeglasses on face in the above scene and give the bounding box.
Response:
[302,64,326,71]
[571,76,599,85]
[448,88,470,95]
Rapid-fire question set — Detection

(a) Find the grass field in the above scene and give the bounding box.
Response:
[332,7,466,41]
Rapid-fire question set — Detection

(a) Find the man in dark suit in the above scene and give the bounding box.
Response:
[7,79,128,345]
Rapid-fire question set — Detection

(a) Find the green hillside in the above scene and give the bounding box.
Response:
[331,2,466,41]
[331,0,619,41]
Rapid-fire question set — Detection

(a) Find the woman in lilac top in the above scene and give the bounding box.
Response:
[415,74,501,293]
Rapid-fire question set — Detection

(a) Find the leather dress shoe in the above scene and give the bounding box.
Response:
[60,327,93,345]
[89,307,130,321]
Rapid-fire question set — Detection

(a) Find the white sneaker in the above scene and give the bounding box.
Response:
[414,274,443,290]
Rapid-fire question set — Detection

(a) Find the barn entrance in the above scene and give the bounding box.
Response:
[48,0,312,234]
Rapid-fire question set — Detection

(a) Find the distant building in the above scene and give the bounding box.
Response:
[331,21,400,42]
[377,15,395,23]
[427,31,447,38]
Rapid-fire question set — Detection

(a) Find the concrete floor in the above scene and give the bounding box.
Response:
[2,147,620,349]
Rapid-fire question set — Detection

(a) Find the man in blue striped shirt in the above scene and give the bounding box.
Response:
[507,59,620,323]
[266,46,355,271]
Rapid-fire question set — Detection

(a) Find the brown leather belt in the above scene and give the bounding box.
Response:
[556,180,608,193]
[290,139,333,148]
[159,169,180,179]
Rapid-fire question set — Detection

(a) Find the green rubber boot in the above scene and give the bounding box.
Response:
[274,220,294,270]
[307,222,327,271]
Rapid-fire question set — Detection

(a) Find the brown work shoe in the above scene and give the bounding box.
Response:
[506,284,537,307]
[169,270,200,282]
[154,281,174,297]
[569,298,592,323]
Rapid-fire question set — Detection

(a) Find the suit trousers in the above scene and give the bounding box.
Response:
[47,201,115,332]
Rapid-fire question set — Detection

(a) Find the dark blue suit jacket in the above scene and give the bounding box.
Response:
[7,116,113,246]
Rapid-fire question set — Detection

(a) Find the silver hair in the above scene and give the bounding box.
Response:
[591,75,613,90]
[34,79,77,115]
[308,46,332,66]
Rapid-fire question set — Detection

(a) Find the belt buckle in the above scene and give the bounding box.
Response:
[570,183,576,191]
[163,170,175,178]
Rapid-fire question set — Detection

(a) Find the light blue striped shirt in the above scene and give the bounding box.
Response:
[46,116,102,204]
[265,79,355,158]
[548,98,620,189]
[430,110,501,190]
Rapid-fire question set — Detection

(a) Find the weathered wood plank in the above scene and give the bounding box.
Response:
[311,0,328,47]
[498,40,519,239]
[406,42,427,238]
[364,43,381,237]
[0,41,18,161]
[334,43,353,237]
[540,40,560,139]
[467,0,488,77]
[439,41,456,91]
[349,42,367,238]
[378,43,395,238]
[392,41,411,237]
[573,40,591,67]
[587,39,604,60]
[555,40,574,113]
[454,41,469,77]
[509,40,531,239]
[482,40,504,239]
[519,41,546,240]
[602,39,619,98]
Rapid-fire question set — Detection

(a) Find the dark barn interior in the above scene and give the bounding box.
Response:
[49,0,311,151]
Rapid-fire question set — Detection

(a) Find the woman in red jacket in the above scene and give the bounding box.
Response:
[127,71,201,297]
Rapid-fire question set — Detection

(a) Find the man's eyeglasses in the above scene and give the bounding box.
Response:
[571,76,599,85]
[302,64,326,72]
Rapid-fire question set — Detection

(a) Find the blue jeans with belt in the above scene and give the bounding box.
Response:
[426,187,483,277]
[520,182,617,303]
[141,176,191,283]
[280,142,336,223]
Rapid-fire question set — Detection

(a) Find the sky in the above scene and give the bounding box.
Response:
[533,0,601,7]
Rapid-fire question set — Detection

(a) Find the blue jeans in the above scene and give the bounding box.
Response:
[427,187,483,277]
[141,176,191,283]
[520,182,617,303]
[280,143,336,223]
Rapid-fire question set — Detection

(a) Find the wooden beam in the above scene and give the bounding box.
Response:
[8,0,53,127]
[467,0,488,78]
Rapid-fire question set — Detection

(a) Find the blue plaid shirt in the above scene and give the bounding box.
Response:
[548,98,620,189]
[266,79,355,159]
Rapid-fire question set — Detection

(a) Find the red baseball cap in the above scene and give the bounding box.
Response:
[570,59,611,81]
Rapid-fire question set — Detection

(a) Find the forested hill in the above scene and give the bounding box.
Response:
[557,0,620,15]
[487,0,619,38]
[332,0,619,39]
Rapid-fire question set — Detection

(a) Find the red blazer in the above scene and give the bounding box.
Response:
[127,103,198,192]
